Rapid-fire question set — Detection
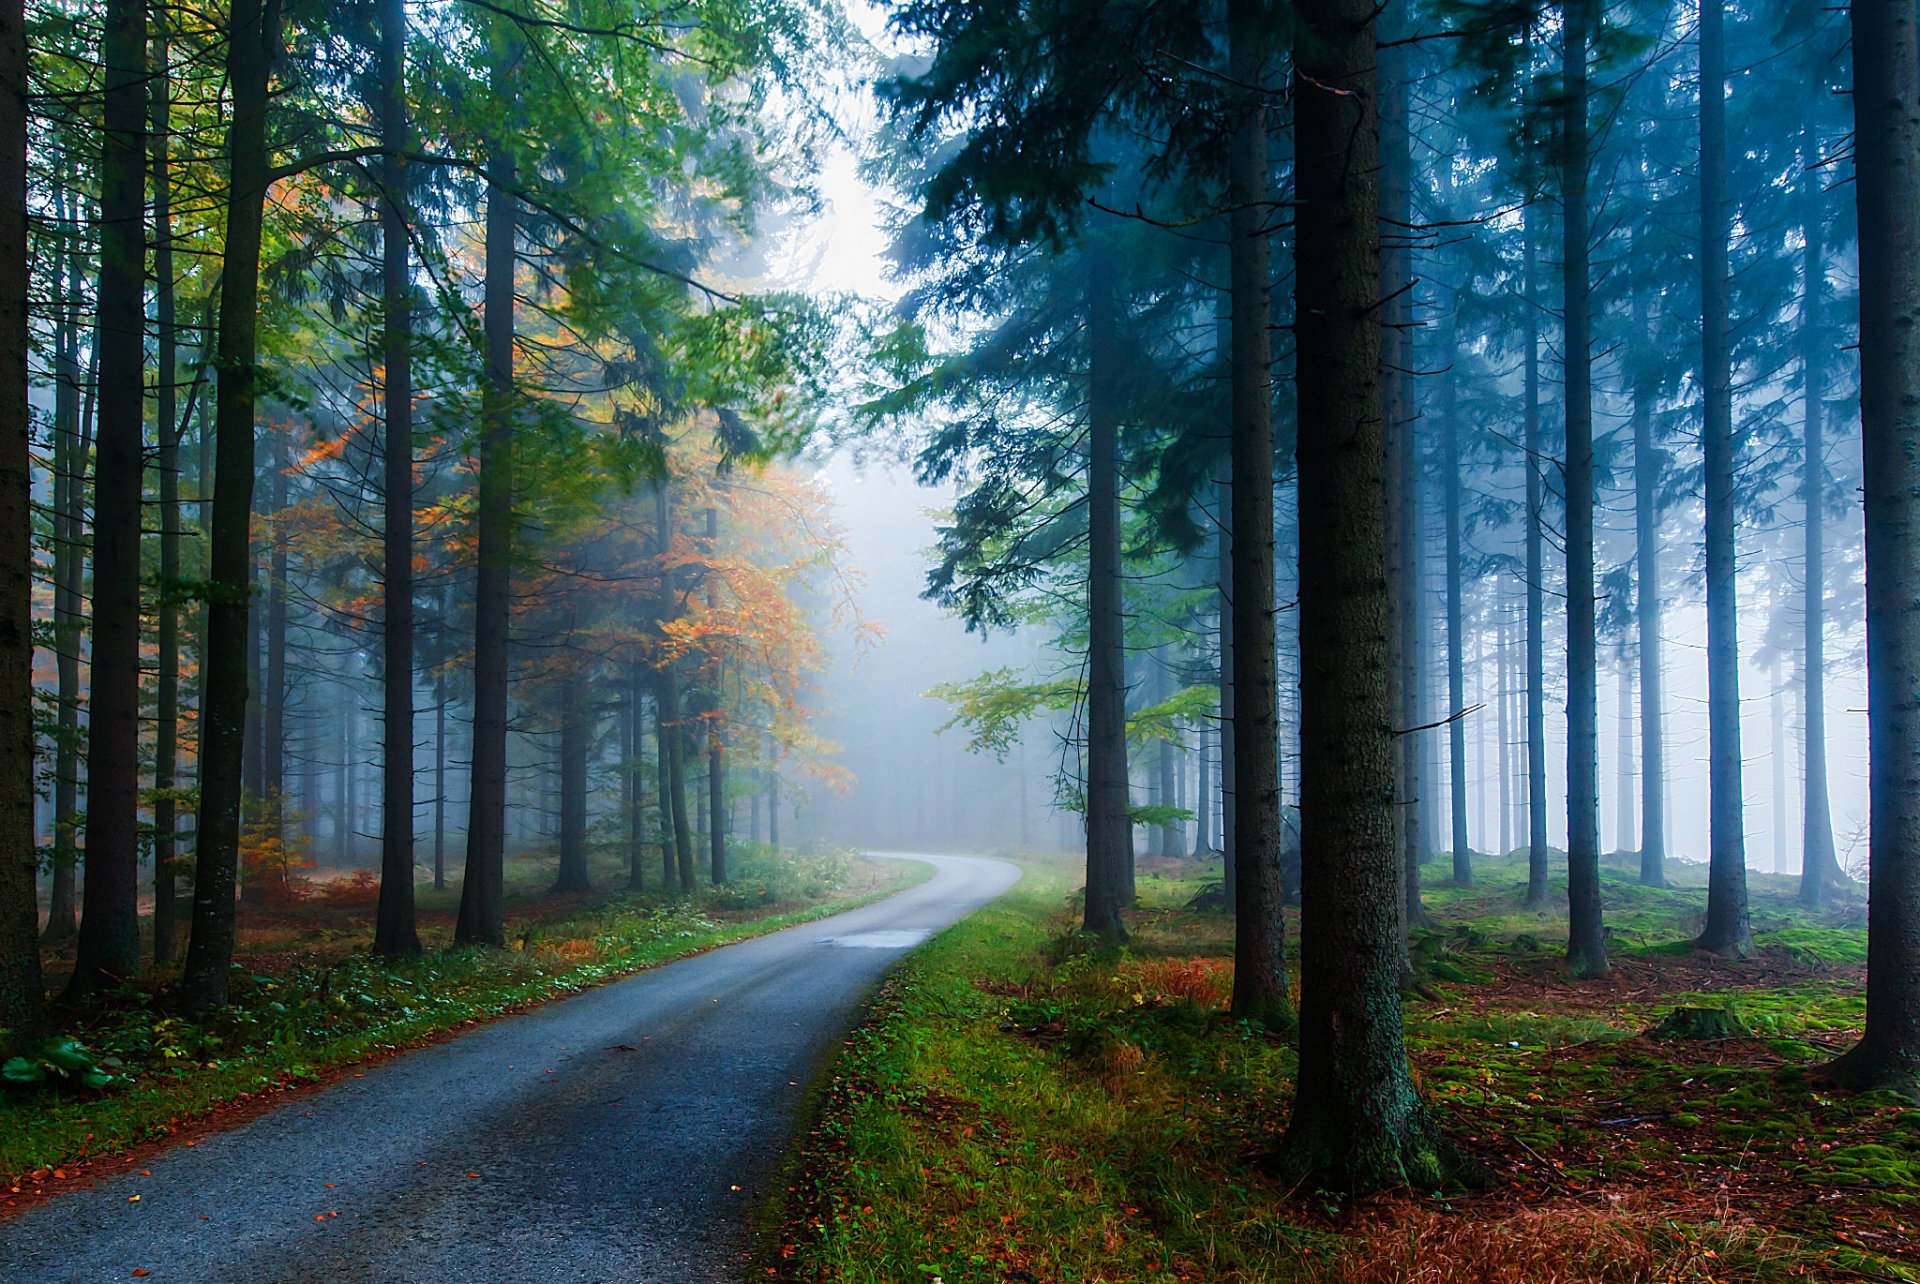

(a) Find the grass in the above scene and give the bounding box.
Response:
[776,848,1916,1283]
[2,843,926,1194]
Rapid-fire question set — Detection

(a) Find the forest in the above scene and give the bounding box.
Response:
[1,0,1918,1277]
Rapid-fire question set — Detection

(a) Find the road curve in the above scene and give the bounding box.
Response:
[0,852,1019,1283]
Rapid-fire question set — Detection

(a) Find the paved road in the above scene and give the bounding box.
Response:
[0,852,1018,1283]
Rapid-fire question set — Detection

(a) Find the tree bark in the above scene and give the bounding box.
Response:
[1441,315,1472,887]
[44,183,82,945]
[655,485,694,893]
[66,0,149,1001]
[705,502,726,886]
[553,674,591,894]
[1631,279,1667,887]
[627,663,646,891]
[1695,0,1753,958]
[1083,251,1132,942]
[1216,466,1236,910]
[1827,0,1920,1095]
[181,0,279,1013]
[1798,132,1846,906]
[1380,38,1427,941]
[1522,199,1550,909]
[374,0,419,956]
[150,17,181,964]
[1280,0,1458,1188]
[0,0,44,1043]
[454,35,518,948]
[1562,0,1609,978]
[1224,0,1286,1022]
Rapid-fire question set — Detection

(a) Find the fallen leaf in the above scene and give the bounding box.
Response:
[131,1271,149,1278]
[127,1195,140,1203]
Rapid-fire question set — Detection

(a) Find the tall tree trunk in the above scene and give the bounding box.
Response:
[1522,201,1550,908]
[433,677,446,891]
[1441,320,1472,886]
[705,503,726,886]
[44,187,82,945]
[1827,0,1920,1095]
[151,19,181,965]
[1224,1,1286,1022]
[1083,252,1132,942]
[627,663,645,891]
[264,441,287,825]
[553,675,590,894]
[1562,0,1609,978]
[1194,719,1213,854]
[655,485,694,893]
[1380,33,1426,941]
[1632,281,1667,887]
[66,0,149,1001]
[1216,466,1236,910]
[181,0,279,1013]
[454,37,517,948]
[1798,133,1845,906]
[1498,602,1512,856]
[1695,0,1753,958]
[1280,0,1456,1187]
[1615,648,1635,854]
[374,0,419,956]
[0,0,44,1042]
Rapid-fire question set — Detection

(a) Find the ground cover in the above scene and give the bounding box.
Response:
[777,849,1913,1283]
[4,843,921,1201]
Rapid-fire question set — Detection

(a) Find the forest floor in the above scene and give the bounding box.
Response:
[776,848,1916,1283]
[3,842,921,1200]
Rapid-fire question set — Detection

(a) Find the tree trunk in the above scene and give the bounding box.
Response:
[1280,0,1457,1187]
[181,0,279,1013]
[264,439,287,829]
[1615,648,1635,855]
[655,485,695,892]
[553,675,591,894]
[66,0,149,1001]
[1562,0,1609,978]
[1632,280,1667,887]
[1194,719,1213,854]
[434,678,446,891]
[44,186,82,945]
[1497,603,1512,856]
[1798,132,1845,906]
[1442,320,1472,886]
[1522,201,1550,908]
[628,663,645,891]
[374,0,419,956]
[1827,0,1920,1095]
[1224,2,1286,1023]
[0,0,44,1043]
[454,38,517,948]
[705,503,726,886]
[150,18,181,965]
[1380,34,1426,943]
[1695,0,1753,958]
[1083,252,1132,942]
[1216,467,1236,910]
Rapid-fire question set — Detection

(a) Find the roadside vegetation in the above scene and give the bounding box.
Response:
[778,851,1914,1283]
[2,845,915,1199]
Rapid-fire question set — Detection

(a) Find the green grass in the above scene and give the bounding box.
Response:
[780,847,1913,1283]
[2,845,926,1187]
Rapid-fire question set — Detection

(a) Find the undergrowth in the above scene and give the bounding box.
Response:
[779,849,1913,1283]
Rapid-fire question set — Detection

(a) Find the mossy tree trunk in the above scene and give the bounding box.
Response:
[1279,0,1461,1189]
[1828,0,1920,1097]
[1224,0,1286,1024]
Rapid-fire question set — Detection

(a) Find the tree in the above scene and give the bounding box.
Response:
[0,0,42,1045]
[1279,0,1459,1189]
[1560,0,1608,980]
[1826,0,1920,1096]
[373,0,420,957]
[454,28,519,949]
[1223,0,1287,1022]
[181,0,281,1013]
[1693,0,1752,958]
[64,0,148,1002]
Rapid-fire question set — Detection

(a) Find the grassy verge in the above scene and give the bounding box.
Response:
[781,850,1915,1283]
[3,845,927,1194]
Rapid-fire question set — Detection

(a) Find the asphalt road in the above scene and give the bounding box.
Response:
[0,852,1018,1284]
